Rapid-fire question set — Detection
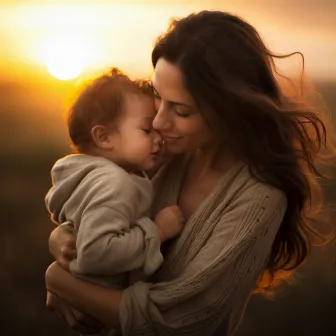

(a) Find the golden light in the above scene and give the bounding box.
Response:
[44,37,89,81]
[1,4,197,81]
[2,2,334,81]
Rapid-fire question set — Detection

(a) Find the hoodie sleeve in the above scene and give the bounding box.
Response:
[70,207,163,277]
[69,167,164,277]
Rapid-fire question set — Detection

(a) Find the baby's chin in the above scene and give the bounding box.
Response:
[139,157,161,173]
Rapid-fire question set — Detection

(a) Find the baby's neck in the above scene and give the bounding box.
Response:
[85,146,112,162]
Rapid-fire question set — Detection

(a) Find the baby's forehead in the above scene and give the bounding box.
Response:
[123,114,154,127]
[136,112,156,122]
[124,92,154,106]
[140,115,155,123]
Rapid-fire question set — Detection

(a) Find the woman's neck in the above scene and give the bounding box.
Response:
[189,145,238,177]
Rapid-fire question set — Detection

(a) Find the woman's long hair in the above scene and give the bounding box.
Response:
[152,11,336,292]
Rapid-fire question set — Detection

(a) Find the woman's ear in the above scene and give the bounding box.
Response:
[91,125,114,150]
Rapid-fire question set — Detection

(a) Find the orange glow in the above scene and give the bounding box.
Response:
[0,2,335,82]
[1,4,196,81]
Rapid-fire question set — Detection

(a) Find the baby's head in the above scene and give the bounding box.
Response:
[67,68,162,172]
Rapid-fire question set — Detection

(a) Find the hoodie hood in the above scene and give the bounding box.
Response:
[45,154,118,223]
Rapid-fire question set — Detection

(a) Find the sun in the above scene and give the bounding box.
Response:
[44,37,89,80]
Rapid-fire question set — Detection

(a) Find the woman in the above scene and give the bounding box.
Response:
[45,10,335,336]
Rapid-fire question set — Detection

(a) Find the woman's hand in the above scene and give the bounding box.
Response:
[46,291,105,334]
[49,223,77,270]
[46,262,105,334]
[46,261,122,327]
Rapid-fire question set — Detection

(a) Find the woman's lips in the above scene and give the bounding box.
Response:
[162,134,182,141]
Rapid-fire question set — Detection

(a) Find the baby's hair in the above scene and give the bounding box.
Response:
[67,67,153,153]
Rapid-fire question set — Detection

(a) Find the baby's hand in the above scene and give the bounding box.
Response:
[155,205,185,242]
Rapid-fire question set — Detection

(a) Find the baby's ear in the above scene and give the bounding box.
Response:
[91,125,114,150]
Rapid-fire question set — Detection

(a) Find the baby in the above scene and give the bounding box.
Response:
[45,68,184,291]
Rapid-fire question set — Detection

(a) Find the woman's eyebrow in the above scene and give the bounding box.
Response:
[151,84,194,108]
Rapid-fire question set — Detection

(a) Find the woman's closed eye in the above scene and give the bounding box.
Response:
[175,109,191,118]
[152,87,192,117]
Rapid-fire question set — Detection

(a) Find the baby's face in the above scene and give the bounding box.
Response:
[108,94,162,172]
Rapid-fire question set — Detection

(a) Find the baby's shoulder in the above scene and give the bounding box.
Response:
[86,161,133,191]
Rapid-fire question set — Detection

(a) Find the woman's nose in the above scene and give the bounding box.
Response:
[153,108,171,131]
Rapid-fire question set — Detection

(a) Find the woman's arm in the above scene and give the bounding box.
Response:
[46,291,105,334]
[46,262,122,327]
[47,226,111,334]
[47,183,287,336]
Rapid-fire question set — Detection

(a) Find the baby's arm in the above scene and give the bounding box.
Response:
[70,207,164,277]
[72,202,185,277]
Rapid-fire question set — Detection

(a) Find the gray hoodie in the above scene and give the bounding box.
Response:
[45,154,163,288]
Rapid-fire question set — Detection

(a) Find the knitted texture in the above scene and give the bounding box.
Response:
[119,156,287,336]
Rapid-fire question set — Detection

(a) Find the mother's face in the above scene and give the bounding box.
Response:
[152,58,212,155]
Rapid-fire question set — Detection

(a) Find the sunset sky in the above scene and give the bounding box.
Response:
[1,0,335,82]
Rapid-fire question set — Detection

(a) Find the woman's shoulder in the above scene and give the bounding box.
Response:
[216,162,287,211]
[205,164,287,248]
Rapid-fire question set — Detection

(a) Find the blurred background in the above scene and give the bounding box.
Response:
[1,0,335,335]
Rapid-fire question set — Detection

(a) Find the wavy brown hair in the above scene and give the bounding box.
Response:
[152,11,336,292]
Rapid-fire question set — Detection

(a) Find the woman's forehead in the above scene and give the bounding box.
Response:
[152,58,194,105]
